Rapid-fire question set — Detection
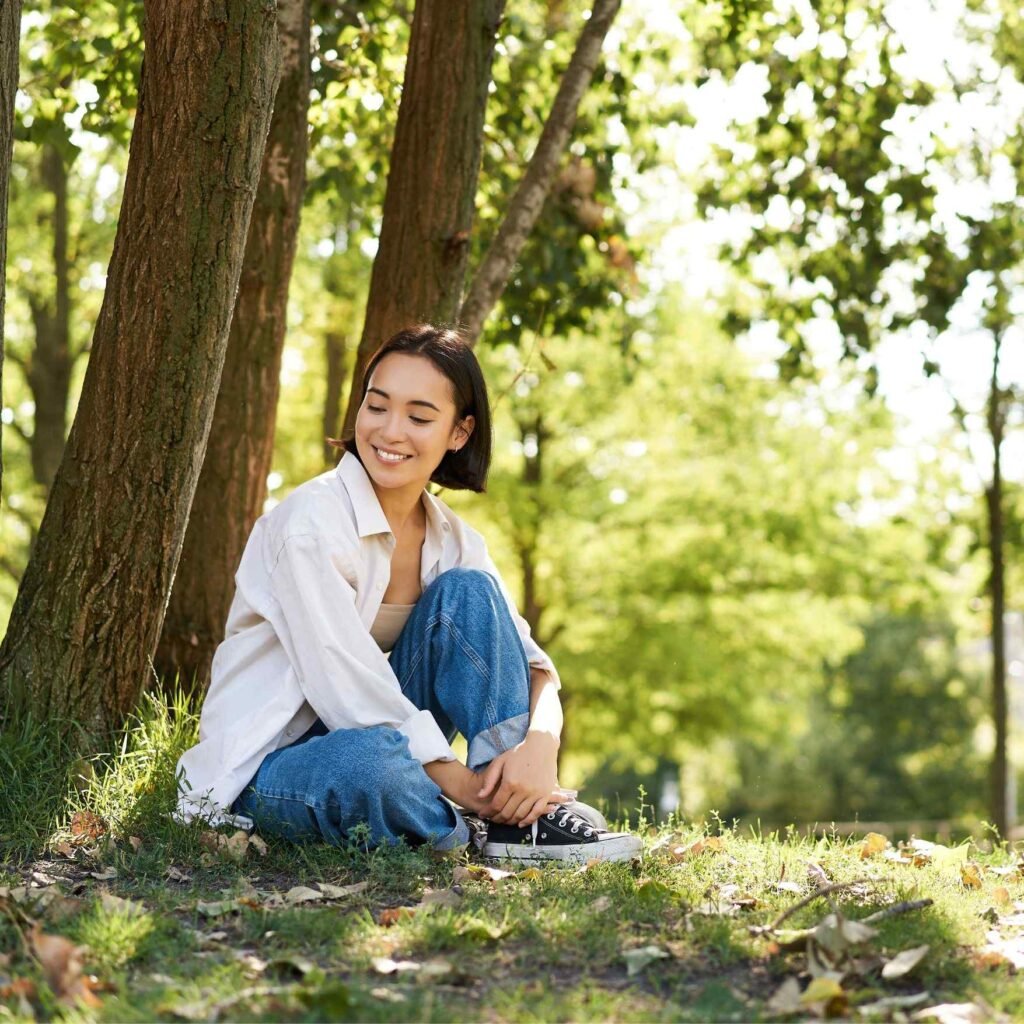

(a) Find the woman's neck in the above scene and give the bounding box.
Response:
[370,478,427,537]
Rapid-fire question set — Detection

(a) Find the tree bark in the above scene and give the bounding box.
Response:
[322,329,347,465]
[0,0,23,499]
[986,332,1010,838]
[154,0,311,693]
[24,145,74,492]
[458,0,622,346]
[0,0,280,744]
[340,0,506,437]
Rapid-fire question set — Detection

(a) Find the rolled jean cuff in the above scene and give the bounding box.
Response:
[467,712,530,770]
[432,807,471,850]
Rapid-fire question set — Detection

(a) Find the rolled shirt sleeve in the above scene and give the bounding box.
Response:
[267,532,457,765]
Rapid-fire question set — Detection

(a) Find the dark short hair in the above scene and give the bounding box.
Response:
[328,324,492,492]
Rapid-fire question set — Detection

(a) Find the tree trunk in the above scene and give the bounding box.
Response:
[322,329,347,465]
[986,332,1010,838]
[0,0,23,499]
[340,0,505,437]
[154,0,311,693]
[0,0,280,744]
[459,0,622,346]
[24,145,74,492]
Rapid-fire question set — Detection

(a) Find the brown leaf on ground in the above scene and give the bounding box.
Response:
[29,923,103,1008]
[417,887,462,910]
[993,886,1011,906]
[860,832,890,858]
[766,976,802,1015]
[800,976,846,1016]
[88,867,117,881]
[0,978,36,999]
[882,944,930,979]
[914,1001,1008,1024]
[99,892,147,917]
[69,810,106,841]
[806,861,831,888]
[682,836,725,859]
[198,829,252,863]
[452,864,515,885]
[165,866,191,883]
[318,881,369,899]
[53,841,76,859]
[960,864,983,890]
[378,907,416,927]
[128,836,142,853]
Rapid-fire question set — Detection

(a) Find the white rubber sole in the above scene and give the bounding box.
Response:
[482,833,642,864]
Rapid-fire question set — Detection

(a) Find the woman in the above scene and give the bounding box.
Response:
[175,325,640,863]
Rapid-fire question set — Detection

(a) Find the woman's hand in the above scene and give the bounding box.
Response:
[476,732,570,827]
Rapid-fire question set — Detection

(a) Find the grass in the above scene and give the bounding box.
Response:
[1,694,1023,1022]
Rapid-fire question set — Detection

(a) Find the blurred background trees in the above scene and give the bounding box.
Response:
[1,0,1022,834]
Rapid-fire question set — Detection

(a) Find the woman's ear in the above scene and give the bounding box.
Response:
[451,414,475,451]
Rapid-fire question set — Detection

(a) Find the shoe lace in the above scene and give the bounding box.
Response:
[545,806,596,837]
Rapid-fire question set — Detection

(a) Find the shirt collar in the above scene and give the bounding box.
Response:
[337,451,453,544]
[337,451,392,538]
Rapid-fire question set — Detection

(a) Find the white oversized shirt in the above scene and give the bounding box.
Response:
[174,451,560,828]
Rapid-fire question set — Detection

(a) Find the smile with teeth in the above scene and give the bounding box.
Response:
[374,446,412,462]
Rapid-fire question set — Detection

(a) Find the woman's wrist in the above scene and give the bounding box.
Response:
[424,759,482,813]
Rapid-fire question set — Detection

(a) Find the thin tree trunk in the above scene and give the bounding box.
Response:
[154,0,311,693]
[986,332,1010,838]
[24,145,73,491]
[0,0,23,499]
[322,329,347,465]
[340,0,505,437]
[459,0,622,346]
[0,0,280,744]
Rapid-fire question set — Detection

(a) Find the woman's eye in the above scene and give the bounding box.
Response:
[367,405,384,413]
[411,417,431,425]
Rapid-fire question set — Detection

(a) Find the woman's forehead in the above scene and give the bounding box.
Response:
[370,353,455,405]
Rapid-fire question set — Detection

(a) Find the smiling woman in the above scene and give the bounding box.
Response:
[174,324,640,864]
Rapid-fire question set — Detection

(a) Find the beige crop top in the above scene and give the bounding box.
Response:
[369,602,416,654]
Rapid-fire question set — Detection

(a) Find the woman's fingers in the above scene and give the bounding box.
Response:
[518,796,551,828]
[509,796,535,827]
[476,753,507,799]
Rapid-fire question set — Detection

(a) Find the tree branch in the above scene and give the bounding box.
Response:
[459,0,622,345]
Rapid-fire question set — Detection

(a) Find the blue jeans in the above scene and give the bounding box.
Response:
[231,568,532,850]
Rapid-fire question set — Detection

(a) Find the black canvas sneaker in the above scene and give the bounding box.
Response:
[481,805,641,864]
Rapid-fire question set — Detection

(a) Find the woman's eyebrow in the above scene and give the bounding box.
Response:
[367,386,441,413]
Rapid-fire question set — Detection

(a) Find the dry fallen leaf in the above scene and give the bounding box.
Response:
[622,945,669,976]
[882,944,930,979]
[88,867,117,881]
[29,923,103,1008]
[378,907,416,927]
[452,864,515,885]
[99,892,147,917]
[993,886,1011,907]
[766,976,802,1015]
[914,1002,1006,1024]
[69,810,106,840]
[248,835,268,856]
[860,832,890,859]
[417,887,462,910]
[318,881,369,899]
[372,957,421,975]
[960,864,984,890]
[166,866,191,883]
[199,829,252,864]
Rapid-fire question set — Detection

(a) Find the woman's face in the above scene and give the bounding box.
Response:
[354,353,474,491]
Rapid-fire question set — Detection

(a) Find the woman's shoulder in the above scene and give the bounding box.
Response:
[424,490,487,554]
[258,468,359,554]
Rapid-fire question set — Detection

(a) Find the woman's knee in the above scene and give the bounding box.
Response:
[309,726,409,795]
[426,567,500,604]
